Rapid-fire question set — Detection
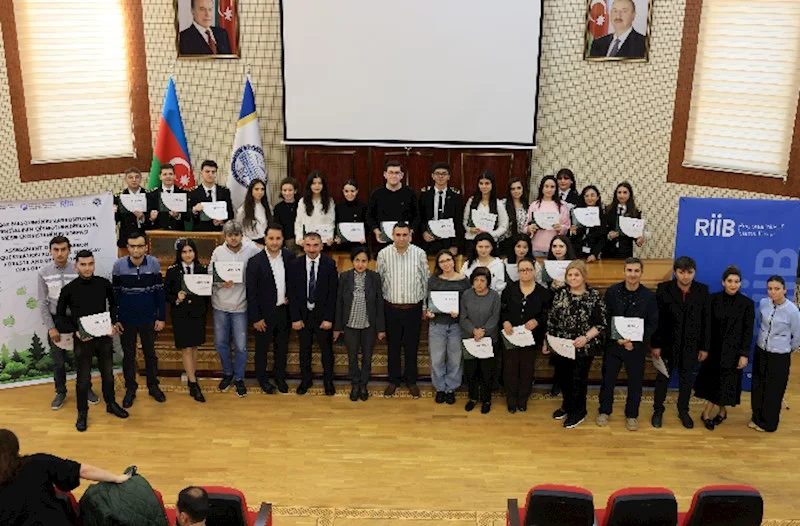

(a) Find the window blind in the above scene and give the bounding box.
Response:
[684,0,800,178]
[13,0,134,163]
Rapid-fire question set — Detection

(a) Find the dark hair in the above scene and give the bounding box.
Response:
[505,177,529,237]
[159,163,175,174]
[470,266,492,287]
[577,185,603,210]
[673,256,696,272]
[303,231,322,242]
[556,168,577,193]
[470,171,499,216]
[384,160,404,172]
[0,429,20,486]
[126,230,146,242]
[392,221,411,233]
[431,162,450,174]
[241,178,273,233]
[468,232,498,267]
[266,222,284,235]
[75,249,93,261]
[507,233,532,262]
[607,181,640,217]
[767,275,786,288]
[304,171,331,216]
[200,160,218,170]
[350,245,370,261]
[535,175,563,210]
[343,179,359,190]
[280,177,299,193]
[177,486,209,522]
[174,238,198,266]
[517,256,536,269]
[722,265,741,281]
[49,235,71,249]
[624,256,644,269]
[123,167,141,177]
[433,249,456,276]
[547,234,576,260]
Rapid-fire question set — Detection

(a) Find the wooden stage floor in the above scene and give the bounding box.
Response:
[2,358,799,526]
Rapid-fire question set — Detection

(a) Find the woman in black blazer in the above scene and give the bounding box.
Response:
[602,182,645,259]
[333,246,386,401]
[164,238,208,402]
[568,185,607,262]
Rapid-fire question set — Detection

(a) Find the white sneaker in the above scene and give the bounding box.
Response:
[626,418,639,431]
[596,413,610,427]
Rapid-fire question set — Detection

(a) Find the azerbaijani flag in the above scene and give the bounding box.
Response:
[587,0,609,47]
[228,77,268,210]
[216,0,237,55]
[148,78,194,190]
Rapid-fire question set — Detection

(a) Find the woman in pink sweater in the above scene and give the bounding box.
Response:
[527,175,571,256]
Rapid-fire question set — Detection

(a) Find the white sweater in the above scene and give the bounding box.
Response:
[235,203,270,241]
[463,197,509,241]
[294,197,336,241]
[460,256,507,293]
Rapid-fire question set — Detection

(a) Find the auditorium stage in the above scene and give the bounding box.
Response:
[3,360,799,525]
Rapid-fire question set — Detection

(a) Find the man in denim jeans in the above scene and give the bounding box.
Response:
[209,221,260,397]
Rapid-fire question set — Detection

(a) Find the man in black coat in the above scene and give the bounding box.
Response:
[589,0,647,59]
[418,162,463,255]
[147,163,186,232]
[179,0,232,55]
[114,168,148,249]
[188,160,234,232]
[246,223,296,394]
[650,256,709,429]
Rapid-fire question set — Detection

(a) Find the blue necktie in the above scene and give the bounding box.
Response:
[309,260,316,301]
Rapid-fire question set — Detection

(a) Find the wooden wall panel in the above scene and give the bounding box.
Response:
[289,148,369,197]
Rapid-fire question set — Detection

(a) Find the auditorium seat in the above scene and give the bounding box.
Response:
[153,488,174,523]
[596,487,678,526]
[201,485,272,526]
[681,485,763,526]
[506,484,595,526]
[54,488,79,524]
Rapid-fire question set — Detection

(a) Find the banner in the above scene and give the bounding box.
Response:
[675,197,800,390]
[228,76,268,211]
[0,193,117,387]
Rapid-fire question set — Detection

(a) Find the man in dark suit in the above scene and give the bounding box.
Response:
[650,256,709,429]
[246,223,296,394]
[147,163,186,232]
[114,167,148,250]
[419,162,463,255]
[188,160,234,232]
[179,0,232,55]
[288,231,338,396]
[589,0,647,59]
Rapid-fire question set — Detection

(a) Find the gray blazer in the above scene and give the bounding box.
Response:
[334,269,386,332]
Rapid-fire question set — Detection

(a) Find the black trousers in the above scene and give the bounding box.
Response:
[344,326,376,388]
[599,345,646,418]
[751,347,791,432]
[465,357,495,403]
[297,310,334,385]
[75,337,116,414]
[385,303,423,386]
[49,337,93,394]
[504,347,535,408]
[120,323,158,390]
[560,354,594,418]
[653,348,698,415]
[254,305,290,384]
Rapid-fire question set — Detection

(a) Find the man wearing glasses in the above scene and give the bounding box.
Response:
[419,163,463,256]
[366,160,420,256]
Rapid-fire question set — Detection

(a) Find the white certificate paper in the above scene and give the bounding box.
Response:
[200,201,229,221]
[78,312,113,338]
[429,291,459,314]
[533,211,560,230]
[52,333,74,351]
[505,261,519,282]
[612,316,645,342]
[619,217,645,238]
[502,325,536,348]
[307,223,334,243]
[546,334,576,360]
[212,261,245,283]
[338,222,366,243]
[544,260,572,283]
[462,337,494,359]
[471,210,497,232]
[652,355,670,378]
[572,207,601,227]
[428,218,456,239]
[160,192,187,212]
[182,274,213,296]
[380,221,398,242]
[119,193,147,213]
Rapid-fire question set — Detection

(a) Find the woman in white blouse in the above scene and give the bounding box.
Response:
[294,171,336,248]
[234,178,273,246]
[460,233,507,294]
[463,171,509,258]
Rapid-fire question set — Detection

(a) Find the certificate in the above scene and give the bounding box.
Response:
[380,221,397,242]
[78,312,113,339]
[471,210,497,232]
[212,261,244,283]
[502,325,536,349]
[200,201,229,221]
[429,291,459,314]
[52,333,74,351]
[543,260,572,283]
[119,193,147,213]
[611,316,645,341]
[306,223,334,243]
[652,355,670,378]
[572,207,601,228]
[619,217,645,238]
[337,222,366,243]
[160,192,187,212]
[428,218,456,239]
[533,211,560,230]
[505,261,519,282]
[462,337,494,359]
[546,334,576,360]
[182,274,213,296]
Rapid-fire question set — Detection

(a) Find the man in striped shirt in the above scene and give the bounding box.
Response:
[376,222,429,399]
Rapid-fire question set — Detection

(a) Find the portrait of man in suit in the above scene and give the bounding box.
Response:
[585,0,650,61]
[177,0,237,57]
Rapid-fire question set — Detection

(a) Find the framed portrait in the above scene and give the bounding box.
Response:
[584,0,652,62]
[175,0,240,59]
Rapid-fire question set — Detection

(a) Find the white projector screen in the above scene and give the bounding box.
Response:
[281,0,543,148]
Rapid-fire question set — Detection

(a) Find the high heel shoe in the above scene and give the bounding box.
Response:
[701,416,715,431]
[711,412,727,426]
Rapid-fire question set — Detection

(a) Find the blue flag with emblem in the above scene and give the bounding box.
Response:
[228,77,268,210]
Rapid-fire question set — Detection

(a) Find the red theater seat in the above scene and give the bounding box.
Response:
[598,487,678,526]
[682,485,763,526]
[201,485,271,526]
[54,488,79,525]
[506,484,595,526]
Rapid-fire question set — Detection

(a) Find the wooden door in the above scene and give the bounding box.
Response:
[369,148,451,192]
[288,147,370,199]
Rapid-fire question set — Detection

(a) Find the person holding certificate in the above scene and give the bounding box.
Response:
[273,177,300,252]
[460,233,507,295]
[294,171,336,249]
[504,234,543,286]
[597,257,658,431]
[500,178,531,259]
[147,163,186,232]
[419,163,463,256]
[188,160,235,232]
[235,178,273,245]
[556,168,580,207]
[501,257,551,413]
[334,179,368,253]
[113,167,148,250]
[545,260,606,428]
[527,175,571,257]
[165,239,209,403]
[542,235,576,289]
[568,185,607,262]
[425,250,470,405]
[462,171,509,259]
[56,250,128,432]
[459,267,501,414]
[602,182,644,259]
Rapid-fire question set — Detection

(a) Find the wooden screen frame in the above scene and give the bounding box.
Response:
[667,0,800,197]
[0,0,153,182]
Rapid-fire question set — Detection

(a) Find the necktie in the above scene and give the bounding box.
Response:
[206,30,218,54]
[185,266,191,274]
[609,38,621,57]
[437,191,444,220]
[207,189,212,201]
[308,260,316,301]
[618,206,624,216]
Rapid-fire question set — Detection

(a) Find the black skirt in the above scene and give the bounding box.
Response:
[172,306,207,349]
[694,360,742,406]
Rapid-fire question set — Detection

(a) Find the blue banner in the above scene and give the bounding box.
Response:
[675,197,800,390]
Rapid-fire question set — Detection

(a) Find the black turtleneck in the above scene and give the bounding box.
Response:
[55,275,118,334]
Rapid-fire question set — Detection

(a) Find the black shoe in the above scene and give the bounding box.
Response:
[148,387,166,403]
[552,408,567,420]
[652,412,663,428]
[564,414,585,429]
[508,405,517,414]
[106,402,129,419]
[276,380,289,394]
[87,389,100,405]
[76,412,87,432]
[465,400,477,412]
[481,402,491,414]
[445,392,456,405]
[188,381,197,397]
[296,382,310,395]
[218,375,233,392]
[679,412,695,429]
[51,393,66,411]
[189,382,206,403]
[518,402,528,412]
[549,384,561,397]
[122,389,136,409]
[702,416,715,431]
[350,387,359,401]
[324,382,336,396]
[711,412,727,426]
[235,380,247,398]
[259,381,276,395]
[435,391,445,404]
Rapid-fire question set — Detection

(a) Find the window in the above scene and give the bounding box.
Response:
[668,0,800,196]
[1,0,151,182]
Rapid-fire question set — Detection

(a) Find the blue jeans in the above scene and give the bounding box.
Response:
[213,309,249,381]
[428,321,463,392]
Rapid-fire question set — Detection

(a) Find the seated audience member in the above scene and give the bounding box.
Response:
[503,234,543,285]
[114,167,148,249]
[500,177,530,258]
[235,178,273,246]
[333,246,385,401]
[569,185,607,262]
[419,163,463,255]
[542,234,576,289]
[273,177,300,251]
[602,181,645,259]
[177,486,209,526]
[555,168,580,207]
[463,171,509,258]
[0,429,130,525]
[460,232,507,294]
[295,171,336,249]
[334,179,368,253]
[147,163,186,232]
[367,161,420,255]
[527,175,571,257]
[189,160,235,232]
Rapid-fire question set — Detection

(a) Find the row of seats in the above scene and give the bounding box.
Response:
[506,484,763,526]
[56,485,272,526]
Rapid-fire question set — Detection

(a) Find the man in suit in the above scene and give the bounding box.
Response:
[589,0,647,59]
[113,167,148,250]
[288,231,338,396]
[179,0,232,55]
[650,256,709,429]
[246,223,296,394]
[147,163,186,232]
[419,162,463,255]
[188,160,234,232]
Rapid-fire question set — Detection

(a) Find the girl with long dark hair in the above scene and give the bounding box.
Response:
[569,185,606,262]
[463,171,509,258]
[603,181,645,259]
[235,178,273,245]
[500,177,530,257]
[294,171,336,248]
[527,175,571,257]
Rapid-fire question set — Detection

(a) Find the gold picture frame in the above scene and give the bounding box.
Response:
[584,0,653,62]
[175,0,241,59]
